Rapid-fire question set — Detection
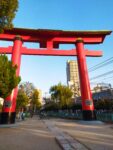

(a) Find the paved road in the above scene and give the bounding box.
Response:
[0,117,113,150]
[0,117,61,150]
[50,118,113,150]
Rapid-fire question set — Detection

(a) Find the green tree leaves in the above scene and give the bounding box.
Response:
[95,99,113,110]
[31,89,42,109]
[50,83,73,109]
[0,55,21,98]
[17,82,42,111]
[16,89,29,110]
[0,0,18,32]
[19,82,35,99]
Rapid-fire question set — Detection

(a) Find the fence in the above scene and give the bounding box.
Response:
[46,110,113,122]
[96,112,113,122]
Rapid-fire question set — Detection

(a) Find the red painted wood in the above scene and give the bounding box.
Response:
[76,40,94,111]
[2,38,22,113]
[0,28,111,44]
[0,46,103,57]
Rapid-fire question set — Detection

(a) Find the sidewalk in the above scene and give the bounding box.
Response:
[44,119,88,150]
[0,116,61,150]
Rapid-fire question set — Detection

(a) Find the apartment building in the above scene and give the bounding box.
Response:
[66,60,80,98]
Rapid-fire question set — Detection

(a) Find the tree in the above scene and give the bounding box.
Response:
[95,99,113,110]
[0,55,21,98]
[16,89,29,110]
[0,0,18,32]
[31,89,42,111]
[18,82,42,111]
[19,82,35,99]
[44,101,59,111]
[50,83,73,109]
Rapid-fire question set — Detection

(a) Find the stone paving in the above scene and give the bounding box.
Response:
[44,120,88,150]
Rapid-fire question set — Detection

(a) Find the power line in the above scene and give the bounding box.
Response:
[91,75,113,83]
[89,60,113,72]
[90,70,113,81]
[90,75,113,90]
[101,75,113,81]
[88,57,113,72]
[89,56,113,70]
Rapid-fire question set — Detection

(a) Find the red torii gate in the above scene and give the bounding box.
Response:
[0,28,111,124]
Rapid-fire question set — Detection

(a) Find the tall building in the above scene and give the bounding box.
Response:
[66,60,80,98]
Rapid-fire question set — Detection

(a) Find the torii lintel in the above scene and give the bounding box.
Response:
[0,46,102,57]
[0,28,111,46]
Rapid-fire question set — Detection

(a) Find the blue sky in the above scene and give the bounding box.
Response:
[1,0,113,96]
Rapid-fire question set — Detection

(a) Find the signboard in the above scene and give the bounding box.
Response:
[85,100,92,106]
[4,101,12,108]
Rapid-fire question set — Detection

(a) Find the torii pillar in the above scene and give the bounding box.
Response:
[76,39,95,120]
[1,36,22,124]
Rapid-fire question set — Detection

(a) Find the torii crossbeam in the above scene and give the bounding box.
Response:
[0,28,111,124]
